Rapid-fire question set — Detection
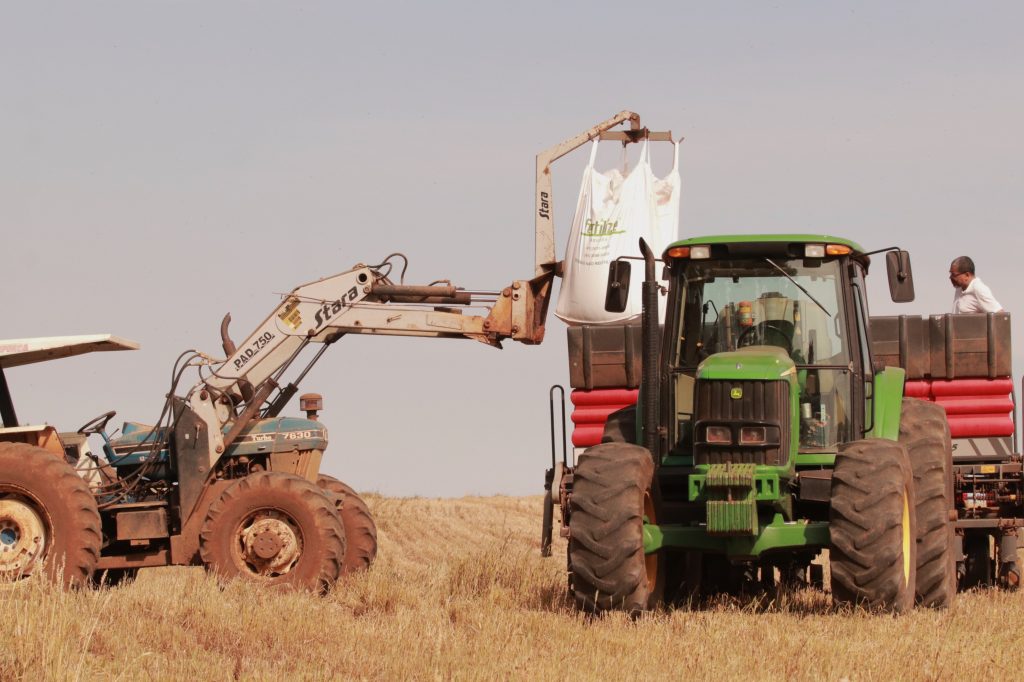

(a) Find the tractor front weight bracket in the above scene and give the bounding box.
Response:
[642,514,830,559]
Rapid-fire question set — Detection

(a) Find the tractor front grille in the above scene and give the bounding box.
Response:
[693,379,789,466]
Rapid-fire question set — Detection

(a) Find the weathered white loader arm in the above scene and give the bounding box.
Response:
[204,264,553,399]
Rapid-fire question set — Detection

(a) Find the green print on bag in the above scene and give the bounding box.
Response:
[581,219,625,237]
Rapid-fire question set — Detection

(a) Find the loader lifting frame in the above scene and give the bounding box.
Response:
[534,110,673,278]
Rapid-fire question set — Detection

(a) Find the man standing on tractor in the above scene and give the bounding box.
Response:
[950,256,1004,313]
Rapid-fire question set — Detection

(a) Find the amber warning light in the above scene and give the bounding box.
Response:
[666,245,711,260]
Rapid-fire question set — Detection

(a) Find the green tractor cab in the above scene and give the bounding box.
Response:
[549,235,956,614]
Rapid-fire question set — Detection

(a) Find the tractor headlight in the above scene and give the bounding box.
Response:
[804,244,825,258]
[739,426,767,445]
[706,425,731,444]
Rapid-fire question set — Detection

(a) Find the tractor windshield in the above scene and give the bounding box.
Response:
[670,256,853,452]
[673,257,850,368]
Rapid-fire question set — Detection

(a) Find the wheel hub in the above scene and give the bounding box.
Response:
[0,497,47,578]
[239,512,302,576]
[252,530,284,559]
[902,488,911,587]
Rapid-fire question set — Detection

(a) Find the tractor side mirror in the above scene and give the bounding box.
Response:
[885,250,915,303]
[605,260,631,313]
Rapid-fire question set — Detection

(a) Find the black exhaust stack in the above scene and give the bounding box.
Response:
[639,238,660,461]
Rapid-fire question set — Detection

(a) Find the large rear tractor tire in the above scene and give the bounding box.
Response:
[0,442,102,588]
[200,472,346,592]
[898,398,957,608]
[568,442,660,614]
[315,475,378,574]
[829,438,918,613]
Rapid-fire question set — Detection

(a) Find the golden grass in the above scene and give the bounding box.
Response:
[3,494,1023,681]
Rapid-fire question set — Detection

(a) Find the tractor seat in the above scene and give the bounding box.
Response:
[739,320,795,353]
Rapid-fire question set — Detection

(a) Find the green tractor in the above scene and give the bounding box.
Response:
[547,235,956,613]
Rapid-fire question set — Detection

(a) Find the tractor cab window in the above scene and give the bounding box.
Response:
[673,258,850,367]
[670,257,853,453]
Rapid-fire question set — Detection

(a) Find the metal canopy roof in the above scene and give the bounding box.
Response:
[0,334,140,369]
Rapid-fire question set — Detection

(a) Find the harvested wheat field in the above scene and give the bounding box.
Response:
[3,494,1023,681]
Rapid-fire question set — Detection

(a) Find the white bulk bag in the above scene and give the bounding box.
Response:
[653,140,681,245]
[555,140,680,325]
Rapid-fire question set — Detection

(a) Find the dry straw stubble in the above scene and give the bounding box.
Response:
[3,494,1023,680]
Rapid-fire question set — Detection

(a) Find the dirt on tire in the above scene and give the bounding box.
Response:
[316,475,378,574]
[829,438,918,613]
[568,442,655,614]
[0,442,102,588]
[199,472,345,592]
[898,397,957,608]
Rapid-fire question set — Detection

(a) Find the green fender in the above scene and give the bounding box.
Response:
[868,366,906,441]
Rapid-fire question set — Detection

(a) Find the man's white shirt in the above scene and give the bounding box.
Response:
[953,277,1003,313]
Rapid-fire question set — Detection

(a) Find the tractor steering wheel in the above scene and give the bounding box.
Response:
[737,322,794,350]
[78,410,117,436]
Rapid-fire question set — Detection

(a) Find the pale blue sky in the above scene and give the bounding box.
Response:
[2,2,1022,495]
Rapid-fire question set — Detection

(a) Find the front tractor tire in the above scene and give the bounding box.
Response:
[199,472,346,593]
[568,442,660,614]
[829,438,918,613]
[898,398,957,608]
[315,475,378,574]
[0,442,102,588]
